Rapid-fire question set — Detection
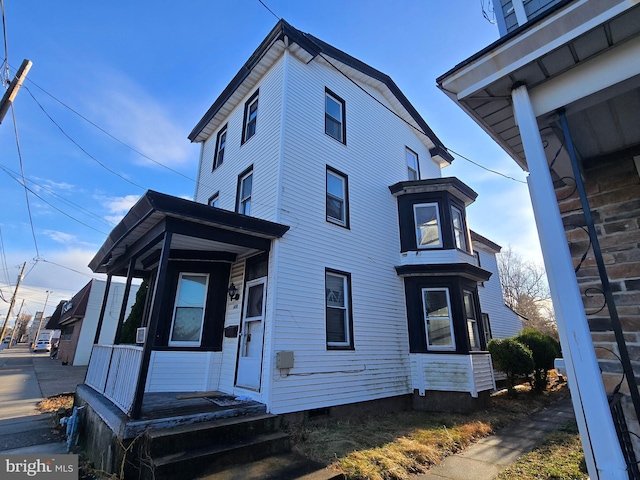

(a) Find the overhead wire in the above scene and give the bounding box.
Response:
[0,0,9,86]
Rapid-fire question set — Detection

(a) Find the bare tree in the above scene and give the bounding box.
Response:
[497,246,557,337]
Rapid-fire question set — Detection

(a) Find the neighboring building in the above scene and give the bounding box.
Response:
[437,1,640,477]
[46,279,138,366]
[78,20,521,466]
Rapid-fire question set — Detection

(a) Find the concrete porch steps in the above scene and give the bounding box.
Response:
[141,413,293,480]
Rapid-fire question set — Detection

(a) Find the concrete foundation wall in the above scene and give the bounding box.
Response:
[412,389,491,413]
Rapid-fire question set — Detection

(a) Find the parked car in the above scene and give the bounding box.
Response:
[33,339,52,352]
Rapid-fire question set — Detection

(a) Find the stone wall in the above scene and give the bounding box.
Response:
[555,150,640,453]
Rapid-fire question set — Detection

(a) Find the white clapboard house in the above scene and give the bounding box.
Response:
[80,20,521,428]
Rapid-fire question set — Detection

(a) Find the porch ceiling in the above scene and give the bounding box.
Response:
[89,190,289,276]
[437,1,640,171]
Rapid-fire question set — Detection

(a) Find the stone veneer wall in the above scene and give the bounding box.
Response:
[555,151,640,454]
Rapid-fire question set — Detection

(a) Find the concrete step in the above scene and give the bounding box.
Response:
[195,452,345,480]
[152,431,291,480]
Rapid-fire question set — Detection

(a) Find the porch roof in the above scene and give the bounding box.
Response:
[89,190,289,276]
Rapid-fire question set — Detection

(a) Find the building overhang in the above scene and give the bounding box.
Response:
[437,0,640,171]
[389,177,477,206]
[188,19,453,165]
[395,263,492,283]
[89,190,289,276]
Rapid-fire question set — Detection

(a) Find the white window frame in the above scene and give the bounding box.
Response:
[406,147,419,180]
[208,192,219,208]
[451,206,469,252]
[213,125,227,170]
[238,169,253,215]
[326,167,348,227]
[414,203,442,249]
[242,92,259,143]
[168,273,209,347]
[325,270,351,348]
[422,287,455,351]
[325,89,345,143]
[464,290,481,351]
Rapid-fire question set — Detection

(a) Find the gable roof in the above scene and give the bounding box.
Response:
[58,280,93,326]
[44,300,66,330]
[188,19,453,165]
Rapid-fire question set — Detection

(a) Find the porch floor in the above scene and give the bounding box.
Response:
[77,384,267,439]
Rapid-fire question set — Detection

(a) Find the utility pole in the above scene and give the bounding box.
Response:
[0,262,26,343]
[7,299,24,348]
[0,59,32,124]
[33,290,50,346]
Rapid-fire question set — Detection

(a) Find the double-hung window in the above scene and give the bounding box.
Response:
[464,290,481,350]
[237,168,253,215]
[422,288,455,350]
[451,206,468,252]
[325,269,353,349]
[406,148,419,180]
[169,273,209,346]
[326,166,349,227]
[414,203,442,248]
[325,89,346,143]
[242,91,259,143]
[213,125,227,170]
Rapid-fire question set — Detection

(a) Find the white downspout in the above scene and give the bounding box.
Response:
[511,84,627,480]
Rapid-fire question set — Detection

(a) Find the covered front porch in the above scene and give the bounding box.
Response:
[84,190,289,420]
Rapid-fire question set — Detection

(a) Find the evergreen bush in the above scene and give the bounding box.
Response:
[488,337,534,396]
[515,328,561,391]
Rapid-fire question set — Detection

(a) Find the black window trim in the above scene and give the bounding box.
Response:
[325,267,355,350]
[324,87,346,145]
[325,165,350,229]
[236,165,254,215]
[241,89,259,144]
[208,192,219,207]
[213,124,228,171]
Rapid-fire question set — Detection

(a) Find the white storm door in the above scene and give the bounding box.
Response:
[235,278,266,390]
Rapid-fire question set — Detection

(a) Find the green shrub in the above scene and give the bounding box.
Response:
[515,329,561,391]
[488,338,534,396]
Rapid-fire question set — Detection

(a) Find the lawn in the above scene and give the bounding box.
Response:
[288,376,581,480]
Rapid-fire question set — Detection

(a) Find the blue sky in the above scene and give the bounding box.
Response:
[0,0,540,321]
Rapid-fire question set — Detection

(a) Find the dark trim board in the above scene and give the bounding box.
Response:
[395,263,492,283]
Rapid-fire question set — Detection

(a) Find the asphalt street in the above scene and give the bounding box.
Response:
[0,343,87,453]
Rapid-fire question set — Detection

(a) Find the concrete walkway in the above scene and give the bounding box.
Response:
[0,343,87,454]
[413,397,575,479]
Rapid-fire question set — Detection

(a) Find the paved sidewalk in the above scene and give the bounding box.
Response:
[412,398,575,480]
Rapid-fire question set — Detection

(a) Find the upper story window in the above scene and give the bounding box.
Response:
[213,125,227,170]
[422,288,455,350]
[325,89,346,144]
[463,290,481,351]
[325,269,354,349]
[169,273,209,347]
[208,192,219,208]
[237,167,253,215]
[406,148,419,180]
[326,166,349,228]
[414,203,442,248]
[451,206,468,252]
[242,90,259,144]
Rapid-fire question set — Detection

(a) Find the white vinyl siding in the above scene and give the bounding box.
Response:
[410,353,495,397]
[145,351,221,392]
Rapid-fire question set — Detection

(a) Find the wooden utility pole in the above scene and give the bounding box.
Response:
[33,290,51,345]
[0,59,32,124]
[7,299,24,348]
[0,261,26,343]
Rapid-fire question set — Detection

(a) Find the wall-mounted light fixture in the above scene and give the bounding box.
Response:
[228,283,240,301]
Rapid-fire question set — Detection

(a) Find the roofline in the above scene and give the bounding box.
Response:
[436,0,574,83]
[188,19,452,163]
[470,230,502,252]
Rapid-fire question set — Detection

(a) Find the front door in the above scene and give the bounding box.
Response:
[235,277,266,390]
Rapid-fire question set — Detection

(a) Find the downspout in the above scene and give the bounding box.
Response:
[265,41,290,412]
[511,84,627,479]
[558,109,640,432]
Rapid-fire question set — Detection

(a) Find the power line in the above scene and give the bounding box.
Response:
[446,148,527,184]
[0,226,10,287]
[258,0,280,21]
[24,87,147,191]
[10,105,40,256]
[0,0,9,86]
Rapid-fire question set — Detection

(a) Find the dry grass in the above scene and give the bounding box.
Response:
[288,375,570,480]
[36,394,74,413]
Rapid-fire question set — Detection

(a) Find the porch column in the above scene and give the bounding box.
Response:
[131,232,172,419]
[93,275,112,345]
[511,84,627,479]
[113,257,135,345]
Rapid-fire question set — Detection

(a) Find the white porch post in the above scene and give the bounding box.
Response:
[511,84,627,480]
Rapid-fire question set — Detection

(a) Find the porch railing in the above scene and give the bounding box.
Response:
[85,344,144,415]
